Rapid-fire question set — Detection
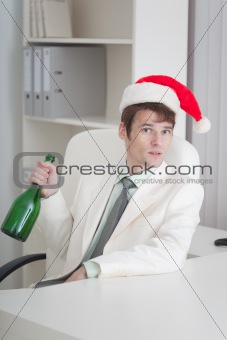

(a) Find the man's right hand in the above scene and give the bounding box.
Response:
[30,161,59,198]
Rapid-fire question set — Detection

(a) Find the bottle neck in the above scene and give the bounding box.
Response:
[29,183,41,200]
[31,182,40,189]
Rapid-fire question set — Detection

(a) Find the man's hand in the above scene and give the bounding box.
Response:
[30,161,59,198]
[65,265,87,283]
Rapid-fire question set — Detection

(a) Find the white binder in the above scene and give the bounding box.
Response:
[23,46,33,116]
[33,47,43,116]
[42,0,72,38]
[35,0,45,38]
[30,0,38,38]
[42,46,106,119]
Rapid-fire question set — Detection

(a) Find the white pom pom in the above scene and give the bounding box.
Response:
[193,116,211,133]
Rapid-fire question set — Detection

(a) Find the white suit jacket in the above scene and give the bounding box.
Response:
[38,162,204,278]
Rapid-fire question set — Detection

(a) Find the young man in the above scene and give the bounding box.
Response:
[31,75,210,283]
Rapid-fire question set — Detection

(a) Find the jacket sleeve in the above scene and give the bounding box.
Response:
[36,190,72,258]
[36,179,81,258]
[92,183,204,278]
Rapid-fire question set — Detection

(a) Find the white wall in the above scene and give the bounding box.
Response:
[0,0,23,288]
[133,0,189,138]
[187,0,227,230]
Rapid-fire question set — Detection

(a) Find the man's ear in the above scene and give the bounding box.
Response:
[118,122,127,140]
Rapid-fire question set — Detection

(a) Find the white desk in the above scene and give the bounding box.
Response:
[0,252,227,340]
[189,225,227,257]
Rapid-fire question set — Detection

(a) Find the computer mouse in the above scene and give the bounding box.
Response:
[214,238,227,247]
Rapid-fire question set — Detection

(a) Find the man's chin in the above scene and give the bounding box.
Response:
[145,158,164,169]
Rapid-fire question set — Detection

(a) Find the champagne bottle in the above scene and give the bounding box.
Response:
[1,154,55,242]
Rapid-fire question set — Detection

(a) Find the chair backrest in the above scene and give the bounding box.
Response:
[61,129,200,208]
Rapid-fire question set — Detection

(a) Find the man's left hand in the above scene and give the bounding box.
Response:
[65,265,87,283]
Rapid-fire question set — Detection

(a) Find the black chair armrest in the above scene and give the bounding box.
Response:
[0,253,46,282]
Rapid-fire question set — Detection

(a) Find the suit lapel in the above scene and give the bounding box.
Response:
[81,173,117,253]
[110,162,168,239]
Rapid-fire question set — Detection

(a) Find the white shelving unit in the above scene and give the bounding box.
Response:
[28,38,133,45]
[23,0,134,157]
[22,0,189,287]
[25,115,120,129]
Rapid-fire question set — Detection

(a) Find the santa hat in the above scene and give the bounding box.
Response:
[119,75,211,133]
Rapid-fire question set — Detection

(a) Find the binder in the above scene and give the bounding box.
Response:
[30,0,38,38]
[35,0,45,38]
[42,46,106,119]
[23,46,33,116]
[42,0,72,38]
[33,47,43,117]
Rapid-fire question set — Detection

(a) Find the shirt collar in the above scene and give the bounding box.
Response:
[115,161,157,189]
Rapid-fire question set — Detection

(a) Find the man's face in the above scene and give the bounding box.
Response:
[119,109,173,173]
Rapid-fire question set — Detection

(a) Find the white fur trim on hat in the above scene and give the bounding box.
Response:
[119,82,180,113]
[119,75,211,134]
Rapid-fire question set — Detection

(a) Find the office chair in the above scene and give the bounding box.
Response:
[0,129,200,285]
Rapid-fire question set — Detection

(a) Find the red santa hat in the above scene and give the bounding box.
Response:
[119,75,211,133]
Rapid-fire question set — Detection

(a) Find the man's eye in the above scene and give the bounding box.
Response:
[141,128,151,133]
[163,129,171,135]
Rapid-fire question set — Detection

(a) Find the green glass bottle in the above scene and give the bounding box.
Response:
[1,154,55,242]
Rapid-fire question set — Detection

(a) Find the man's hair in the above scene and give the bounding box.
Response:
[121,102,176,137]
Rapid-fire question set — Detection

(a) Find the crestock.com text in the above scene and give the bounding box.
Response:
[56,163,212,176]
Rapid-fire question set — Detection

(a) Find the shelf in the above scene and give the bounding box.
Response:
[27,38,133,45]
[25,115,119,129]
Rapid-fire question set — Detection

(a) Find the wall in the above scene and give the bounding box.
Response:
[187,0,227,230]
[0,0,23,288]
[133,0,189,138]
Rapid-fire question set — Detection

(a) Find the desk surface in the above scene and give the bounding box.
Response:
[189,225,227,257]
[0,252,227,340]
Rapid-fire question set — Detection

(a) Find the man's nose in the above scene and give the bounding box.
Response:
[151,132,162,145]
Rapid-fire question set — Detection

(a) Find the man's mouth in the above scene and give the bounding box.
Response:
[149,151,162,155]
